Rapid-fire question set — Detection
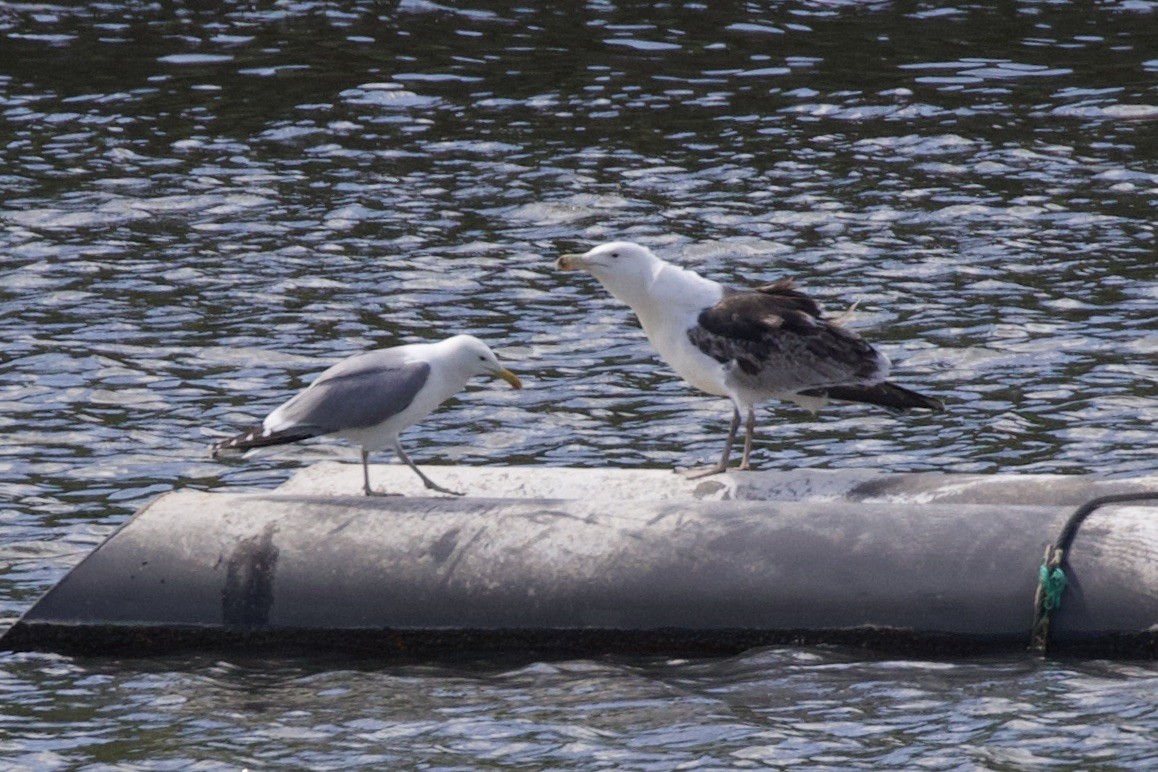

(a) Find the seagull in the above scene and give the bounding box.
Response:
[557,241,943,477]
[211,334,522,496]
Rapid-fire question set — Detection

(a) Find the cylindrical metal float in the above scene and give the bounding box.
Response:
[2,465,1155,657]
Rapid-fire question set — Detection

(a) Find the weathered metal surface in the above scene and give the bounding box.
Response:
[2,466,1155,657]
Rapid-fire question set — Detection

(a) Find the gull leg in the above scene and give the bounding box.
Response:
[738,408,757,471]
[361,449,374,496]
[681,407,741,479]
[394,441,463,496]
[360,449,401,496]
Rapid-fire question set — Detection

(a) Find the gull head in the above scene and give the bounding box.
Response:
[556,241,661,298]
[445,335,522,389]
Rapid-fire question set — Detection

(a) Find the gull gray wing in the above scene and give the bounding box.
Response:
[688,282,888,396]
[266,352,432,435]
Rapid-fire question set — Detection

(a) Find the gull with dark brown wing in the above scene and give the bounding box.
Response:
[557,241,942,477]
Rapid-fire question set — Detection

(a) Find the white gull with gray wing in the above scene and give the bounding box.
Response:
[212,334,521,495]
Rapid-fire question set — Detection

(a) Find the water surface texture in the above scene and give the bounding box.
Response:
[1,1,1156,768]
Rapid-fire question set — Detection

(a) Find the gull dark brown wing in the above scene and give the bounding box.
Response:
[801,382,945,412]
[688,282,887,396]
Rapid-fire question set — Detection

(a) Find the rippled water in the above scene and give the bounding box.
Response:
[3,649,1157,769]
[1,1,1156,768]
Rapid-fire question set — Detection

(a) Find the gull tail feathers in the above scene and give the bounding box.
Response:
[802,382,944,413]
[210,426,321,458]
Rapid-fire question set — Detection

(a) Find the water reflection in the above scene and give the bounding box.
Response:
[0,647,1155,768]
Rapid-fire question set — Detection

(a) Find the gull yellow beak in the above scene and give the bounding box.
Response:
[497,368,522,389]
[556,253,584,271]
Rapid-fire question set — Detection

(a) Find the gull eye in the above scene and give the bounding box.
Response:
[611,252,619,259]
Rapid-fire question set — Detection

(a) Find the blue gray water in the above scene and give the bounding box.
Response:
[1,1,1155,768]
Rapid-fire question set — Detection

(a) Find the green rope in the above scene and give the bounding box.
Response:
[1037,563,1067,612]
[1030,545,1064,653]
[1029,492,1158,653]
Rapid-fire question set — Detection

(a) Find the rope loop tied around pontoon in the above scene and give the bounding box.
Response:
[1030,492,1158,654]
